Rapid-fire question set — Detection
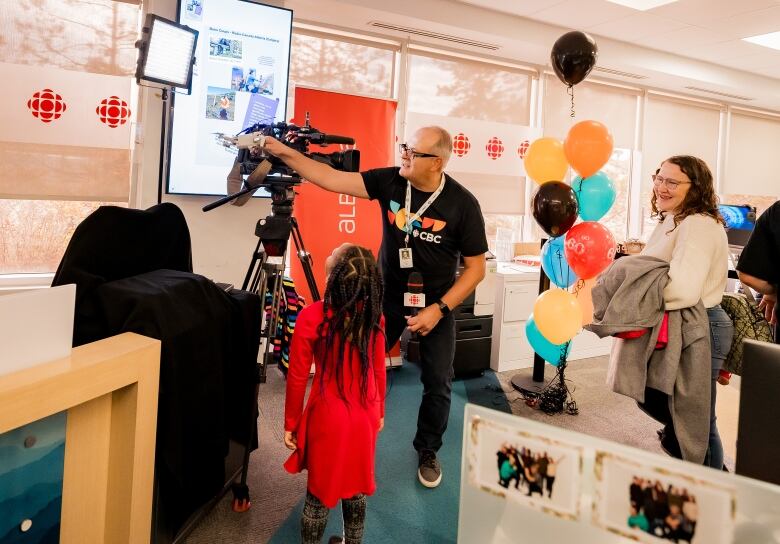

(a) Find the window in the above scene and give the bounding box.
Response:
[289,30,396,98]
[543,77,639,242]
[722,111,780,211]
[0,200,124,274]
[0,0,138,275]
[406,51,533,253]
[640,95,721,237]
[407,52,531,125]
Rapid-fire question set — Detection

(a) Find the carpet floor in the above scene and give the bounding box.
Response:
[183,355,727,542]
[183,361,507,543]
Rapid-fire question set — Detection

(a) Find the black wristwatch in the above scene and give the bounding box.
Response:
[436,299,451,317]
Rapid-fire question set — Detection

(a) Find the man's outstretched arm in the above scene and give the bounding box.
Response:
[261,136,369,199]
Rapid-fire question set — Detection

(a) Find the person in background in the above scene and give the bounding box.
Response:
[264,126,487,488]
[642,156,733,470]
[737,200,780,334]
[545,455,563,498]
[283,244,386,544]
[628,503,650,533]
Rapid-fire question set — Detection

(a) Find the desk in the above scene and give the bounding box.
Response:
[490,263,612,373]
[0,333,160,543]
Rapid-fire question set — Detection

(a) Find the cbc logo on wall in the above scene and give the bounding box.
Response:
[27,88,132,128]
[485,136,504,160]
[453,132,471,157]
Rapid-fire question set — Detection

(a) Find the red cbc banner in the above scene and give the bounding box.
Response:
[289,87,396,306]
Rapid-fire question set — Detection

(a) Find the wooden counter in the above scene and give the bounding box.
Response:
[0,333,161,543]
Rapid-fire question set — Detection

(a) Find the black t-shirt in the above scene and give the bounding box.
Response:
[737,201,780,284]
[362,167,488,306]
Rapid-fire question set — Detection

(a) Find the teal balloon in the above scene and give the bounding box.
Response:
[541,236,578,288]
[572,171,616,221]
[526,315,572,366]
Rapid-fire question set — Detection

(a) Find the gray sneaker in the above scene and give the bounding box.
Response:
[417,449,442,488]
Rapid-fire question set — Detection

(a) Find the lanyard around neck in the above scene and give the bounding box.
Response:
[404,173,446,246]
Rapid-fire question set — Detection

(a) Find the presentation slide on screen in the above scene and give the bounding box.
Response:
[168,0,292,196]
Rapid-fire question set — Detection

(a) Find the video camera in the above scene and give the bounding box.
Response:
[235,114,360,184]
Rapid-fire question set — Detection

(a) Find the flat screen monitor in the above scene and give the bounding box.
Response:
[736,339,780,485]
[167,0,292,196]
[719,204,756,248]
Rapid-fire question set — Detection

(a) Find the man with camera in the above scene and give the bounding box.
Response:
[262,126,487,488]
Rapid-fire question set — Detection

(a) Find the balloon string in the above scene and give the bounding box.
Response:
[555,246,565,288]
[568,84,576,119]
[558,340,571,366]
[571,278,585,297]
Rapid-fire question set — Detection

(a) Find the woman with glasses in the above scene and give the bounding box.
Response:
[642,155,733,470]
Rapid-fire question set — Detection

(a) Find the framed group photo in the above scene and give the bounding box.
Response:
[466,416,583,520]
[592,452,736,544]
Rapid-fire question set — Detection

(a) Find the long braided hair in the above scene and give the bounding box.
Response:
[316,245,384,406]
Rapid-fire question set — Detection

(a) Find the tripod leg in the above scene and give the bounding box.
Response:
[242,238,264,292]
[290,217,320,301]
[232,359,261,512]
[233,264,288,511]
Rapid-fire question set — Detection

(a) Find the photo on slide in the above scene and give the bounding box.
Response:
[592,452,735,544]
[209,35,242,61]
[234,68,274,95]
[205,87,235,121]
[466,416,583,520]
[183,0,203,20]
[230,66,244,91]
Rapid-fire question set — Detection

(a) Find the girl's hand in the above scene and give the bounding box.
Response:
[284,431,297,450]
[378,417,385,432]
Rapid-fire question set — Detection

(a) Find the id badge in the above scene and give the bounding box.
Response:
[399,247,414,269]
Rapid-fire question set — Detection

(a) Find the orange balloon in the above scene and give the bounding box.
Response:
[575,278,597,326]
[564,120,613,178]
[523,137,569,184]
[533,288,582,344]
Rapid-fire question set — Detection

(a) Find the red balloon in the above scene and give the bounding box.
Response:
[564,222,617,280]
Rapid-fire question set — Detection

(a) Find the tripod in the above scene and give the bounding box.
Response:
[203,171,320,512]
[241,185,320,385]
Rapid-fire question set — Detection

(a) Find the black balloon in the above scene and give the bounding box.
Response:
[551,31,598,87]
[532,181,579,238]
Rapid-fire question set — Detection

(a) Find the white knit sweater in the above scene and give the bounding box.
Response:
[641,213,729,310]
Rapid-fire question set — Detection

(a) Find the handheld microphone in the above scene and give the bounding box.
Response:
[404,271,425,317]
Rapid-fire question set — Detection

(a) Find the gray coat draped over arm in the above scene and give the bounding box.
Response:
[585,255,712,464]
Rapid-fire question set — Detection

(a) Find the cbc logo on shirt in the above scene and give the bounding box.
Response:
[412,229,442,244]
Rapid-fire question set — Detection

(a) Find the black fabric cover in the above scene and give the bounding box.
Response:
[53,203,193,346]
[51,204,261,537]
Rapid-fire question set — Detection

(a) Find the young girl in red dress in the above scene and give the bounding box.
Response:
[284,244,386,544]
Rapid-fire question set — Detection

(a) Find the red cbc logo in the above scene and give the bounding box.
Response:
[452,132,470,157]
[96,96,131,128]
[409,294,422,306]
[486,136,504,160]
[27,89,67,123]
[517,139,530,159]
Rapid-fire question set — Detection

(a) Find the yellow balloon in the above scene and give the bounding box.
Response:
[533,288,582,344]
[523,137,569,184]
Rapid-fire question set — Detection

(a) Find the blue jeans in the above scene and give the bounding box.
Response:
[705,305,734,469]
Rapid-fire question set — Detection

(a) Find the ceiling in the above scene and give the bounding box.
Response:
[286,0,780,111]
[457,0,780,80]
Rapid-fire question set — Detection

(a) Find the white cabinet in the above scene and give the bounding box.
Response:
[490,263,612,373]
